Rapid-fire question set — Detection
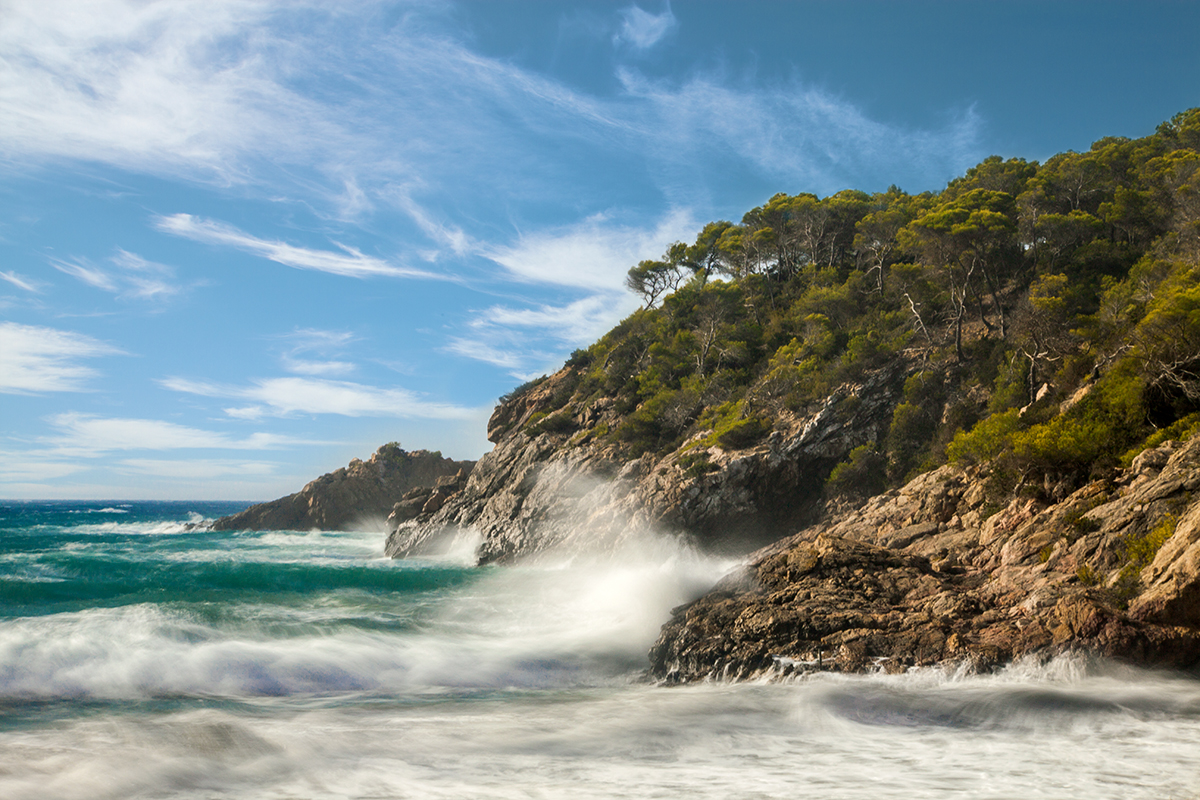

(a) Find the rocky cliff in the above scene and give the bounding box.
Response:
[385,358,911,563]
[213,444,474,532]
[648,437,1200,681]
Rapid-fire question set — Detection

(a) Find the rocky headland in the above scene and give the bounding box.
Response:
[649,438,1200,681]
[377,110,1200,678]
[212,443,474,532]
[379,354,1200,680]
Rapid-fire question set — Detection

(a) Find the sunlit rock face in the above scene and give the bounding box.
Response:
[212,444,473,532]
[650,439,1200,681]
[384,360,909,564]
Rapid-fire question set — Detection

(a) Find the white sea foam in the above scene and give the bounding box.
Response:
[4,510,1199,799]
[0,529,733,699]
[2,667,1199,800]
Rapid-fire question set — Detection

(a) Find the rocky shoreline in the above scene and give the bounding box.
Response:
[371,360,1200,680]
[649,438,1200,681]
[218,378,1200,681]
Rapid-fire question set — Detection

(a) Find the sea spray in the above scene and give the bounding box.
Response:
[2,501,1199,799]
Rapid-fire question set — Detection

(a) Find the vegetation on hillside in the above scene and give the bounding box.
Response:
[511,109,1200,503]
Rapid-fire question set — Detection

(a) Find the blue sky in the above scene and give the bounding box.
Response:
[2,0,1198,500]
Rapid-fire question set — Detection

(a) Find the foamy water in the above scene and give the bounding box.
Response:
[1,501,1198,799]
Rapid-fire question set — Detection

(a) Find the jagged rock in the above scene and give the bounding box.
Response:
[386,360,909,563]
[648,438,1200,681]
[212,445,474,531]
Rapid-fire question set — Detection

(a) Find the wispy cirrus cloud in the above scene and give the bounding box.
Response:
[160,375,479,420]
[0,322,122,393]
[153,213,440,280]
[614,5,677,50]
[51,257,118,292]
[1,270,42,293]
[275,327,359,377]
[1,1,981,228]
[485,207,698,290]
[51,249,186,302]
[117,458,279,479]
[42,412,312,456]
[0,0,344,181]
[447,293,639,376]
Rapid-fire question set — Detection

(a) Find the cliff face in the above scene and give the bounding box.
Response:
[648,437,1200,681]
[384,358,910,563]
[378,355,1200,677]
[213,444,474,532]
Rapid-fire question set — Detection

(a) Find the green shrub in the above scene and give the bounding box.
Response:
[1112,513,1178,607]
[1120,412,1200,465]
[717,416,769,450]
[826,445,887,498]
[526,409,576,436]
[1063,502,1103,539]
[679,451,719,479]
[1126,513,1177,568]
[946,409,1021,465]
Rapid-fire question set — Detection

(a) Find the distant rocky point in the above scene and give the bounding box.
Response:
[212,444,474,532]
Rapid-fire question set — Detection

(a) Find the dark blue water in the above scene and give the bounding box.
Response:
[2,500,1198,799]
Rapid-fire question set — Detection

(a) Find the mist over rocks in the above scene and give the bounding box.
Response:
[212,444,474,532]
[384,359,909,564]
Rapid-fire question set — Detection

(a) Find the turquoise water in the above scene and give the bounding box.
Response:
[3,500,1200,799]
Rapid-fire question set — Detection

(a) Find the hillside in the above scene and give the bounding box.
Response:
[384,109,1200,674]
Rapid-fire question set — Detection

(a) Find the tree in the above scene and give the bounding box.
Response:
[899,189,1019,358]
[625,259,681,308]
[854,189,917,292]
[681,221,735,285]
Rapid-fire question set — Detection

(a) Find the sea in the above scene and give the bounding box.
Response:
[2,500,1199,799]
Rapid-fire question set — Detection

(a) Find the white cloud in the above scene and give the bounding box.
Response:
[0,0,981,257]
[44,412,308,455]
[0,322,122,393]
[154,213,439,280]
[0,452,85,482]
[50,250,186,302]
[393,191,472,258]
[478,294,638,344]
[279,356,357,377]
[617,67,981,194]
[117,458,278,479]
[614,6,677,49]
[51,258,118,292]
[272,327,359,376]
[443,337,550,372]
[485,208,699,290]
[160,376,478,420]
[446,293,640,376]
[280,328,359,352]
[0,271,42,293]
[0,0,343,181]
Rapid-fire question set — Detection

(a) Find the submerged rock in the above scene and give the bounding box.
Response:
[213,444,474,532]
